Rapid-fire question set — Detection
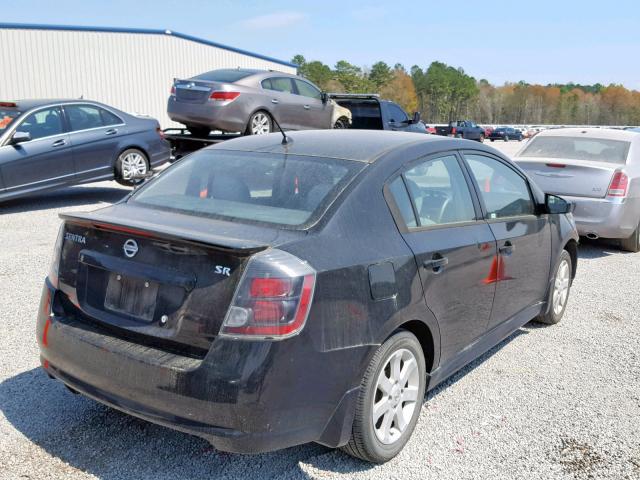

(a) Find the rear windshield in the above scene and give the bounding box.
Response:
[519,136,630,164]
[192,69,255,83]
[0,109,22,133]
[130,150,365,228]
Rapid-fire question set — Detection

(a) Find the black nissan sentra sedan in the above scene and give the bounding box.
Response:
[37,130,578,463]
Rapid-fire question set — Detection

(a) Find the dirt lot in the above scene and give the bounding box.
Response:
[1,139,638,480]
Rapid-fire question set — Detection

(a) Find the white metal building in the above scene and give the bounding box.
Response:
[0,23,297,127]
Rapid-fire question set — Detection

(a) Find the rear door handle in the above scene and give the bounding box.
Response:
[51,139,66,147]
[105,128,118,135]
[303,105,310,110]
[423,256,448,273]
[498,241,515,255]
[271,99,279,104]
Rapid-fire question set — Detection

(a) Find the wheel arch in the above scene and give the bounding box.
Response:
[563,238,578,280]
[244,107,276,133]
[113,145,150,170]
[396,319,436,373]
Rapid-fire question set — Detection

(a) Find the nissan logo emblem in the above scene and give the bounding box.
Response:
[123,239,139,258]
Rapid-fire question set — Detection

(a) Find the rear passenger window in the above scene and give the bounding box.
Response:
[100,108,122,126]
[268,78,294,94]
[65,105,103,131]
[388,177,417,228]
[464,154,534,219]
[391,155,476,228]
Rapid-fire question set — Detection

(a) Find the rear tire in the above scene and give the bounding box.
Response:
[341,330,426,464]
[333,117,350,129]
[478,134,485,143]
[115,148,149,187]
[534,250,572,325]
[187,126,210,138]
[504,135,510,142]
[245,111,272,135]
[620,222,640,252]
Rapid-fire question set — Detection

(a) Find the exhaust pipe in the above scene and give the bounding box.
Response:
[585,232,599,240]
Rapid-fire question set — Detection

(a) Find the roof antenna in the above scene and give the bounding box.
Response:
[271,116,292,145]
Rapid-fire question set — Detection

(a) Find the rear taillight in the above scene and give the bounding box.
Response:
[170,86,176,96]
[220,249,316,340]
[210,91,241,102]
[451,127,457,135]
[607,171,628,197]
[48,224,65,288]
[546,163,566,168]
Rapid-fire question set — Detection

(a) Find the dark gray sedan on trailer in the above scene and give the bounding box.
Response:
[0,99,170,202]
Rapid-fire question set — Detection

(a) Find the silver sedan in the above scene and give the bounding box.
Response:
[167,69,348,137]
[514,128,640,251]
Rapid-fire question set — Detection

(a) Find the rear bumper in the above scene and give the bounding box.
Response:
[167,97,248,133]
[37,280,364,454]
[562,195,640,239]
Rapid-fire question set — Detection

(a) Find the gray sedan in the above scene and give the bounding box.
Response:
[514,128,640,251]
[0,99,170,202]
[167,69,342,137]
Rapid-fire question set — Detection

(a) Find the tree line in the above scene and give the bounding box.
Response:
[292,55,640,126]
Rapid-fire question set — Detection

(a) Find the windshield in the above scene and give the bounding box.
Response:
[519,136,631,164]
[131,150,365,228]
[0,109,22,134]
[193,69,256,83]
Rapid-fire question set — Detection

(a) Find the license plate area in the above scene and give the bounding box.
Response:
[104,272,159,322]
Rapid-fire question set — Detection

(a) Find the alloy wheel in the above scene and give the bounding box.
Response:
[251,113,271,135]
[120,152,147,180]
[372,348,420,445]
[553,259,570,315]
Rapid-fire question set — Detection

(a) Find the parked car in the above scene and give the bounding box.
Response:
[483,126,494,138]
[330,94,426,133]
[168,69,350,136]
[489,127,523,142]
[435,120,486,141]
[515,127,640,251]
[425,125,437,135]
[0,100,169,202]
[38,130,578,463]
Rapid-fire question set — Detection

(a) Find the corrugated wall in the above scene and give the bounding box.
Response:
[0,28,297,127]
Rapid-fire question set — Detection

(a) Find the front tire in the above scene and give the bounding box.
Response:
[115,148,149,186]
[246,111,272,135]
[341,330,426,463]
[534,250,572,325]
[620,222,640,252]
[504,135,510,142]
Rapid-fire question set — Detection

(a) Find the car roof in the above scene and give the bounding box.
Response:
[4,99,105,111]
[534,127,639,141]
[208,130,452,163]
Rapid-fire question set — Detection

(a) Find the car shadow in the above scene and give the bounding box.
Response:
[0,329,532,479]
[0,185,129,214]
[577,238,629,259]
[0,367,341,479]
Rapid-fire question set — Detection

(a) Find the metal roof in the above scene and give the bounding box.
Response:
[0,22,298,69]
[209,130,449,162]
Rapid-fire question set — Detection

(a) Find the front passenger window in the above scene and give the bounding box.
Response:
[464,154,535,219]
[18,107,64,140]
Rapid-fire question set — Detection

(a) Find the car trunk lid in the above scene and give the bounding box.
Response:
[515,157,621,198]
[55,205,303,357]
[174,79,224,104]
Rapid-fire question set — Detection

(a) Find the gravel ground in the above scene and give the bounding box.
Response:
[1,139,639,480]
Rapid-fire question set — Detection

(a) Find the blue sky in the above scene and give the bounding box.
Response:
[3,0,640,89]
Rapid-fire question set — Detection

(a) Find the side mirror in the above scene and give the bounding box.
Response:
[545,194,573,214]
[320,92,328,104]
[11,131,31,145]
[411,112,421,124]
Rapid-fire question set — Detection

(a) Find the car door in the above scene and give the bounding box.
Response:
[62,103,125,182]
[462,152,551,331]
[386,153,498,363]
[261,77,299,129]
[0,105,74,195]
[292,79,332,129]
[385,102,411,132]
